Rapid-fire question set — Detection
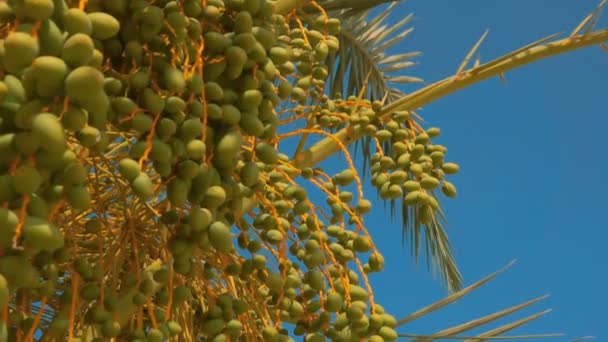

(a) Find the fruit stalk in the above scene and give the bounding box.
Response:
[294,29,608,169]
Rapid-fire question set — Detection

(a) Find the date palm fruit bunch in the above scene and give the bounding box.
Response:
[2,0,606,340]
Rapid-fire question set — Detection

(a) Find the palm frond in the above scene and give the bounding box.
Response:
[462,311,559,342]
[412,296,550,341]
[396,260,515,326]
[326,2,421,102]
[401,196,462,292]
[396,262,559,342]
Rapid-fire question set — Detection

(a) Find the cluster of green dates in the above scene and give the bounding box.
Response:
[0,0,438,340]
[364,113,460,224]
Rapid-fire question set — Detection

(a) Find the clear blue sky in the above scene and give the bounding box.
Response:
[354,1,607,340]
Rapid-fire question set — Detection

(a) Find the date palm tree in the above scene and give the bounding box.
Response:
[0,0,606,340]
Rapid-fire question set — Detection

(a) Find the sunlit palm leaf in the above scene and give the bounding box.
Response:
[396,260,515,326]
[396,263,560,341]
[411,296,550,341]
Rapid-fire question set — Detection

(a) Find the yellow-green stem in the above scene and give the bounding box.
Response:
[294,29,608,169]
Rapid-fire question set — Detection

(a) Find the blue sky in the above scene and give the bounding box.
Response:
[349,1,608,340]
